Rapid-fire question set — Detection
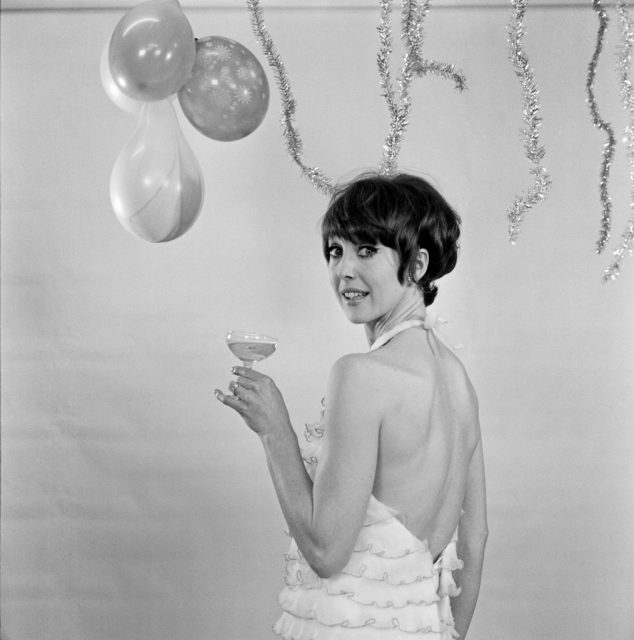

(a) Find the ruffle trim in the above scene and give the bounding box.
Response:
[279,524,462,634]
[280,403,461,639]
[274,612,459,639]
[301,407,326,472]
[283,569,439,594]
[279,579,441,612]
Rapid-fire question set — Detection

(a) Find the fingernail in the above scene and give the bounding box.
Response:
[231,367,238,374]
[214,389,222,400]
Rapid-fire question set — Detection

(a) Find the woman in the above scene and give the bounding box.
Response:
[215,173,487,639]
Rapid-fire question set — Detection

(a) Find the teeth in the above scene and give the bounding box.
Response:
[343,291,367,300]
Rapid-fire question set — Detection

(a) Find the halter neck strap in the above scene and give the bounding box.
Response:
[369,319,427,352]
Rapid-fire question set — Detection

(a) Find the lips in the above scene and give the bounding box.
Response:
[341,288,369,301]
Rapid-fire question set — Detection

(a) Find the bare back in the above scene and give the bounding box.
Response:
[367,326,480,560]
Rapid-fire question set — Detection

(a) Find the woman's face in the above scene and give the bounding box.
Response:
[326,237,410,325]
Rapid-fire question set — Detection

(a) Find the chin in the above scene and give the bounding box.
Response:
[340,306,373,325]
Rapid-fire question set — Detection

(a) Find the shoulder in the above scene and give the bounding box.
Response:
[429,334,478,401]
[328,352,385,392]
[325,353,386,415]
[442,350,481,442]
[448,351,479,410]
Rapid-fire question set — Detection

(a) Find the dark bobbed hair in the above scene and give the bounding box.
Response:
[321,172,461,306]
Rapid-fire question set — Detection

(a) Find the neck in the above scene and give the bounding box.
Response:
[364,292,427,346]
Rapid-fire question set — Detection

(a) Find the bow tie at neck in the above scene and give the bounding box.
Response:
[369,313,463,352]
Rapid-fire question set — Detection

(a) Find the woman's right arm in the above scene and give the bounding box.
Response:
[452,437,488,638]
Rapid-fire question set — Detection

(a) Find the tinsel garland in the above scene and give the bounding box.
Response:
[247,0,465,191]
[506,0,552,245]
[377,0,426,174]
[401,2,466,90]
[379,0,466,175]
[414,60,467,92]
[377,0,407,175]
[587,0,616,254]
[245,0,335,196]
[604,0,634,281]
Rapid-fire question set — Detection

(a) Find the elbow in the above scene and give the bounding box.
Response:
[472,524,489,546]
[311,559,344,580]
[304,545,348,579]
[464,525,488,555]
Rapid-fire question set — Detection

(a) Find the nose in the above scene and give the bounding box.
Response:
[335,249,356,279]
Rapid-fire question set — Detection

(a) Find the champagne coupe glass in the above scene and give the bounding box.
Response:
[226,330,278,368]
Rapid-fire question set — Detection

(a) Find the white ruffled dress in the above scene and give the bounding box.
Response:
[274,405,463,640]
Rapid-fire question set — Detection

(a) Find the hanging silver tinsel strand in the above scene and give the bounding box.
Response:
[506,0,552,244]
[247,0,464,193]
[379,1,466,175]
[401,0,425,61]
[398,0,428,106]
[604,0,634,280]
[245,0,335,196]
[402,1,466,91]
[378,0,428,175]
[414,60,467,92]
[587,0,616,253]
[377,0,404,175]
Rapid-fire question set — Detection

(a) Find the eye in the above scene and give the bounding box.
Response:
[358,245,378,259]
[327,244,342,259]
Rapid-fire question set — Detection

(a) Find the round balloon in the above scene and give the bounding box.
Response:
[178,36,270,142]
[110,101,205,243]
[100,40,144,115]
[109,0,195,102]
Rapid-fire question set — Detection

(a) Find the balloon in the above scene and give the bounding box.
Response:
[100,40,144,115]
[178,36,270,142]
[109,0,195,102]
[101,40,177,115]
[110,100,205,243]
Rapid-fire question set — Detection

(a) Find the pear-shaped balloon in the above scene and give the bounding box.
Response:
[110,100,205,242]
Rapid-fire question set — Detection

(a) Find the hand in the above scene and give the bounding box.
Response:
[215,367,291,437]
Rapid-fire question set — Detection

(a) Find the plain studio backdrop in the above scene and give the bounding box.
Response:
[1,1,633,639]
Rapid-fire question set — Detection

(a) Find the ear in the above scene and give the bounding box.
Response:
[412,248,429,282]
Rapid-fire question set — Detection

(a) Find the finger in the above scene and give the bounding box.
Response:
[215,389,244,410]
[231,366,261,381]
[230,381,255,398]
[234,376,258,391]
